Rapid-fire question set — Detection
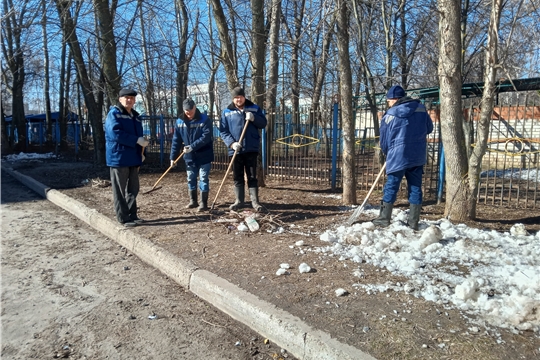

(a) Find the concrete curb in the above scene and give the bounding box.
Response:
[2,165,376,360]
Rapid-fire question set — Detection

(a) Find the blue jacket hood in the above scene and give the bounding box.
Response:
[380,97,434,174]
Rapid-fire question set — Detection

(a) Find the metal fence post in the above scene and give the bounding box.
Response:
[437,143,445,204]
[262,110,267,171]
[160,114,164,166]
[74,121,79,157]
[39,122,43,152]
[331,101,339,190]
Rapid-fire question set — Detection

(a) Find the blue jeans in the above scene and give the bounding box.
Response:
[382,165,424,205]
[186,163,211,192]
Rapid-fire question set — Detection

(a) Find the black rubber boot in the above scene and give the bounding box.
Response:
[229,186,244,210]
[407,204,422,230]
[372,202,393,227]
[198,192,209,212]
[186,189,198,209]
[249,187,263,212]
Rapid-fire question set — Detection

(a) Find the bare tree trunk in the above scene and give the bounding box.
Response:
[60,51,73,151]
[58,36,66,150]
[42,0,52,144]
[467,0,503,219]
[438,0,469,221]
[251,0,267,187]
[351,0,383,163]
[138,0,154,117]
[174,0,198,117]
[381,0,395,88]
[265,0,282,169]
[210,0,239,90]
[337,0,356,205]
[55,0,105,164]
[312,13,336,134]
[2,0,30,150]
[281,0,305,132]
[93,0,121,101]
[205,0,220,119]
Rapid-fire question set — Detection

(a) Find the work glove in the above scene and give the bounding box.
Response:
[184,145,193,153]
[231,142,242,151]
[245,112,254,122]
[137,137,149,147]
[170,159,177,168]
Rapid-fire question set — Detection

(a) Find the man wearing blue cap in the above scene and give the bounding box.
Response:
[170,98,214,211]
[105,88,148,227]
[373,85,434,230]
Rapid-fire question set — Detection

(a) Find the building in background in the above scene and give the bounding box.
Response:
[186,83,230,119]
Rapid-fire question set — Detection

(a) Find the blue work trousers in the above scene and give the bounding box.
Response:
[382,165,424,205]
[186,162,211,192]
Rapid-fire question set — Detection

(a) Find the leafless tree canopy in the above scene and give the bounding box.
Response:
[2,0,540,216]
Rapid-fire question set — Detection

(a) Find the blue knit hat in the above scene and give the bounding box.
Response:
[386,85,405,99]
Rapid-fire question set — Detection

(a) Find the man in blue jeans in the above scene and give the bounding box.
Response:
[373,85,434,230]
[170,99,214,211]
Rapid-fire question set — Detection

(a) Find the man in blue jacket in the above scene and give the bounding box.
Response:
[219,87,267,211]
[105,88,148,227]
[373,85,434,230]
[170,99,214,211]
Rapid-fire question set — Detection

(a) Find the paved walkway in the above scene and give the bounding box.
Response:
[2,164,376,360]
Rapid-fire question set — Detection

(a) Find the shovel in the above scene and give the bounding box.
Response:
[142,151,185,194]
[346,162,386,225]
[210,119,250,210]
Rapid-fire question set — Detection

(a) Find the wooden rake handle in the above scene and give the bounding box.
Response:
[211,118,251,209]
[148,151,185,191]
[346,162,386,225]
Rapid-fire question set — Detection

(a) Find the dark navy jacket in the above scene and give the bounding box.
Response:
[219,99,267,156]
[380,97,434,174]
[105,104,145,167]
[170,108,214,167]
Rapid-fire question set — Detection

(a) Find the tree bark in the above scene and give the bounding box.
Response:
[438,0,469,220]
[265,0,282,170]
[251,0,267,187]
[93,0,121,101]
[55,0,105,164]
[210,0,239,90]
[42,0,52,144]
[336,0,356,205]
[2,0,30,150]
[467,0,503,219]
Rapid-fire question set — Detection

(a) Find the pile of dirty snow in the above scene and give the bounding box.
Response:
[316,206,540,333]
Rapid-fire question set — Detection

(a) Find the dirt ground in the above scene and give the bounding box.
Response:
[1,172,297,360]
[5,155,540,360]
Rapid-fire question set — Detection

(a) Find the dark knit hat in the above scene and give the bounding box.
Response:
[183,98,195,111]
[119,88,137,97]
[386,85,405,99]
[231,87,245,97]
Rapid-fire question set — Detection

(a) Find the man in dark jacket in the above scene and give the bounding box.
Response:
[170,99,214,211]
[105,88,149,227]
[373,85,434,230]
[219,87,267,211]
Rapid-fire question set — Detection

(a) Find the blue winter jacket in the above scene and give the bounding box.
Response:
[105,104,145,167]
[170,108,214,167]
[380,97,434,174]
[219,99,267,156]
